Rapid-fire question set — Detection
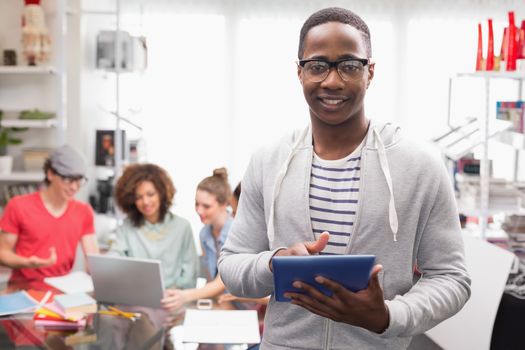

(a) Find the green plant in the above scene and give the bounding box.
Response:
[0,110,27,156]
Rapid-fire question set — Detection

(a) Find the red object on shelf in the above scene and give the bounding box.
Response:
[518,20,525,59]
[24,0,41,4]
[486,19,495,70]
[506,11,517,71]
[500,27,508,62]
[476,22,484,71]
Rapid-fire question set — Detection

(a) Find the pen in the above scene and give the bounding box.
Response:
[99,309,139,318]
[105,306,141,321]
[99,310,134,318]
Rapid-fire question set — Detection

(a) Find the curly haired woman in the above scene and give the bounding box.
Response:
[113,163,198,313]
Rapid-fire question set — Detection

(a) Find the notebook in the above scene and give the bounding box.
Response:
[33,313,87,329]
[0,291,50,316]
[272,255,376,302]
[54,293,97,315]
[40,301,85,321]
[44,271,94,294]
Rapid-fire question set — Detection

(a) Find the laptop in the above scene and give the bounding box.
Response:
[87,254,165,308]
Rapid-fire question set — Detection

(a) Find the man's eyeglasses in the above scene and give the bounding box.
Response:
[54,171,88,186]
[298,57,370,83]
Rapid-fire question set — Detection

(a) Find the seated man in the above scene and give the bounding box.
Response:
[0,145,99,287]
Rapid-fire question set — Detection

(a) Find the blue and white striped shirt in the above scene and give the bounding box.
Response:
[310,144,363,255]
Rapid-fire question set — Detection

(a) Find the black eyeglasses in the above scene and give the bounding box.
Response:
[298,57,370,83]
[54,170,88,186]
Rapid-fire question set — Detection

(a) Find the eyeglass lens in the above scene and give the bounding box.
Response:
[303,60,365,82]
[61,176,87,185]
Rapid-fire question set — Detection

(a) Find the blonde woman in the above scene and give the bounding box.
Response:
[162,168,233,310]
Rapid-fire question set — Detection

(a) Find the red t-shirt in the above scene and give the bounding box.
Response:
[0,192,94,283]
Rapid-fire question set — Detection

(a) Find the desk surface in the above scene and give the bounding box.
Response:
[0,280,247,350]
[0,298,172,349]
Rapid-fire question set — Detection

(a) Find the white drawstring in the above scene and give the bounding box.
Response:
[373,128,399,241]
[267,125,310,244]
[267,124,398,244]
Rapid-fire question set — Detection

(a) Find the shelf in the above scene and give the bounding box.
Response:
[456,71,525,80]
[0,111,58,128]
[0,66,57,75]
[0,119,58,128]
[434,118,512,160]
[496,130,525,149]
[0,172,44,182]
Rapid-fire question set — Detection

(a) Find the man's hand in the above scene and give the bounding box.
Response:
[284,264,389,333]
[27,247,57,268]
[270,231,330,271]
[161,289,189,313]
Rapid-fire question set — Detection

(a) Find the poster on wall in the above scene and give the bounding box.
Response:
[95,130,126,166]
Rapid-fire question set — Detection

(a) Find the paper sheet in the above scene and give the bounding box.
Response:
[0,291,38,316]
[182,309,261,344]
[44,271,94,294]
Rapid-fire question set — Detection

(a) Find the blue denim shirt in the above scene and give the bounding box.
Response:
[199,215,233,280]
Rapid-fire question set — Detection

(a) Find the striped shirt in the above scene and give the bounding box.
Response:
[310,145,363,255]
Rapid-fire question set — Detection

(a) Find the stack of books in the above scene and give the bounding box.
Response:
[33,293,97,330]
[503,214,525,262]
[496,101,525,133]
[54,293,97,317]
[34,302,86,330]
[33,308,87,330]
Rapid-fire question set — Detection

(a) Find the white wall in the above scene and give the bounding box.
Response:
[76,0,525,236]
[3,0,525,249]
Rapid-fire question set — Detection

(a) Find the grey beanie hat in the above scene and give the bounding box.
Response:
[50,145,87,177]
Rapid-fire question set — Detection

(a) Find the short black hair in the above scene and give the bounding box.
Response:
[43,158,52,185]
[298,7,372,59]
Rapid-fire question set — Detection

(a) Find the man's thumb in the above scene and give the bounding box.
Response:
[305,231,330,254]
[369,264,383,289]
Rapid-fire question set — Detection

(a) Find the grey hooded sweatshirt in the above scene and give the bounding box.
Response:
[219,122,471,350]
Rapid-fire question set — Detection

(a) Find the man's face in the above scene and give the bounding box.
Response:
[47,170,82,201]
[298,22,374,127]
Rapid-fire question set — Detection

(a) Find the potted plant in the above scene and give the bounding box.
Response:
[0,110,27,174]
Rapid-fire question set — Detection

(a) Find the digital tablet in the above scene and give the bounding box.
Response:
[272,255,376,302]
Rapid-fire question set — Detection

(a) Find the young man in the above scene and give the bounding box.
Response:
[0,145,99,287]
[219,7,471,349]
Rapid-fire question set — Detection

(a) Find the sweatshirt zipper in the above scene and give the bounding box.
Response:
[323,319,331,350]
[345,147,368,254]
[304,146,317,241]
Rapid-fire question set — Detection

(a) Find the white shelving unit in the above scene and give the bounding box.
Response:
[447,71,525,239]
[0,0,67,200]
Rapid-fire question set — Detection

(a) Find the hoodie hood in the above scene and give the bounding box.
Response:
[268,121,401,244]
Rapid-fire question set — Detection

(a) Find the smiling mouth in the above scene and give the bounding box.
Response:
[318,97,347,106]
[319,97,346,110]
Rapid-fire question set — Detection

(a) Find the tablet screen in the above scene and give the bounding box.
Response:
[272,255,376,302]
